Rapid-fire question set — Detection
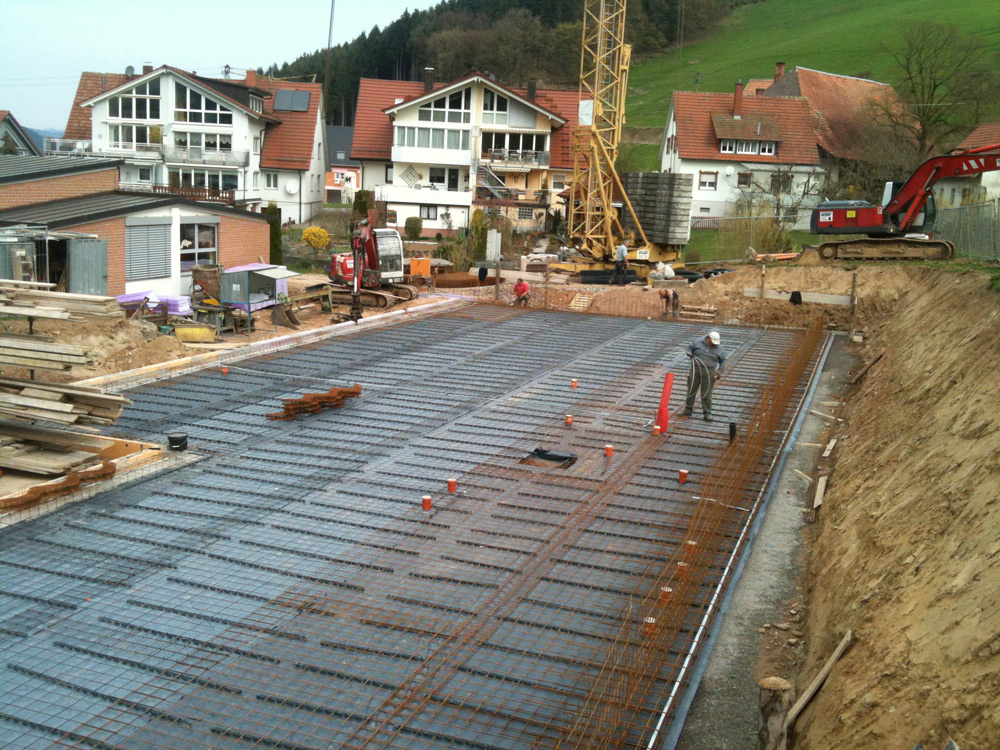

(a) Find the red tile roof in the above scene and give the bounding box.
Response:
[351,77,580,169]
[64,72,130,139]
[672,91,819,165]
[0,110,8,123]
[765,67,899,161]
[959,122,1000,151]
[253,78,324,171]
[743,79,774,97]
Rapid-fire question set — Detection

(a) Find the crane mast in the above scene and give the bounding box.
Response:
[569,0,650,258]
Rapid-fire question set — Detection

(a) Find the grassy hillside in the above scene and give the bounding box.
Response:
[626,0,997,130]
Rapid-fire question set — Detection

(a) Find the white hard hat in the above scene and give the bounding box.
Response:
[708,331,721,345]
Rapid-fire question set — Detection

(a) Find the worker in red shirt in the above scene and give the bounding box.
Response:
[513,278,531,306]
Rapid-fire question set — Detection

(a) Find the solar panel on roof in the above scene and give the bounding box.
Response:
[274,89,310,112]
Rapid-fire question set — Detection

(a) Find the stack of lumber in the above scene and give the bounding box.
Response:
[0,333,92,371]
[0,421,117,476]
[0,377,132,426]
[0,280,123,319]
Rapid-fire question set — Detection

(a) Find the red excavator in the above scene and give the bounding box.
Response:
[807,142,1000,260]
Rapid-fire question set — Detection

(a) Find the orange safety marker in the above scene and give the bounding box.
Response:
[571,378,578,389]
[683,540,698,559]
[656,372,675,432]
[653,424,662,436]
[422,495,432,511]
[221,366,229,375]
[678,469,689,484]
[604,444,614,457]
[659,586,674,606]
[676,560,690,579]
[565,414,573,426]
[642,616,657,638]
[447,478,457,493]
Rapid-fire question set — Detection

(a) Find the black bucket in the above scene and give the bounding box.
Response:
[166,432,188,451]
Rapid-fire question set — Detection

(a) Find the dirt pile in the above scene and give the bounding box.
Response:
[795,271,1000,749]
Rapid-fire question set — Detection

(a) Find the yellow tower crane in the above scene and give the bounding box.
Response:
[561,0,681,277]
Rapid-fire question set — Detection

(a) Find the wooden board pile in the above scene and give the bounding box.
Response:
[0,377,132,426]
[0,332,92,372]
[0,420,120,477]
[0,280,123,319]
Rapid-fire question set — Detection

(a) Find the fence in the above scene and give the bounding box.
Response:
[935,200,1000,261]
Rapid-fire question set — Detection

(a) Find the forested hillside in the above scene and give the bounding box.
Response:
[263,0,747,125]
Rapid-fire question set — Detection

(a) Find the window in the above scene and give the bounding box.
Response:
[137,166,152,182]
[252,172,259,188]
[336,150,345,160]
[418,87,471,123]
[737,172,752,188]
[169,168,237,191]
[419,205,437,220]
[518,207,533,220]
[429,167,446,186]
[385,164,393,182]
[736,140,758,155]
[699,207,711,213]
[109,124,154,150]
[417,128,430,148]
[482,89,508,125]
[759,141,775,156]
[174,82,233,125]
[108,79,161,121]
[698,171,718,191]
[719,139,735,154]
[431,129,445,149]
[770,173,792,195]
[250,95,263,113]
[253,137,260,154]
[125,224,170,281]
[552,174,566,190]
[179,223,217,271]
[265,172,278,189]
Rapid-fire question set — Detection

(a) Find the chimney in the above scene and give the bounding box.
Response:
[774,62,786,81]
[527,80,536,102]
[245,70,258,87]
[143,63,152,75]
[733,81,744,119]
[423,67,435,94]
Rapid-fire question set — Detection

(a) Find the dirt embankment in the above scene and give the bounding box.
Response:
[795,271,1000,749]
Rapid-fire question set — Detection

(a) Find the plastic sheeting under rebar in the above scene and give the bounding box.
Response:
[0,307,822,749]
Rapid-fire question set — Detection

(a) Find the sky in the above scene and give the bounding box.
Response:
[0,0,443,132]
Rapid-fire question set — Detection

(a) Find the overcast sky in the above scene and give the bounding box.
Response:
[0,0,443,131]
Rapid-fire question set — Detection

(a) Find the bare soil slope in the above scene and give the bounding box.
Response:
[796,271,1000,749]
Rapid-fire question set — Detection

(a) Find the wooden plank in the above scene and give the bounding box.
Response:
[0,278,57,288]
[849,352,883,385]
[0,449,98,475]
[0,421,116,453]
[0,355,71,370]
[0,394,76,413]
[812,475,829,510]
[0,332,56,343]
[809,409,838,421]
[785,631,853,730]
[0,305,74,320]
[2,288,116,303]
[822,439,838,458]
[0,404,78,423]
[792,468,813,484]
[0,377,103,395]
[743,287,852,305]
[0,349,89,364]
[0,338,89,356]
[16,388,65,401]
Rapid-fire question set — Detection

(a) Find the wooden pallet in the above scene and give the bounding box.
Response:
[568,293,594,312]
[678,304,717,321]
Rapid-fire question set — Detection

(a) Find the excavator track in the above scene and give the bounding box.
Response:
[384,284,420,301]
[326,288,395,308]
[817,237,955,261]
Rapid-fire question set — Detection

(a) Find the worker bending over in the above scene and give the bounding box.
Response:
[659,288,680,319]
[513,278,531,306]
[682,331,727,421]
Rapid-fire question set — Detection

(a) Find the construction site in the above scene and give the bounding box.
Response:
[2,0,999,748]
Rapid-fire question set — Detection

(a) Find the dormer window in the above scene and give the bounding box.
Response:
[720,139,735,154]
[174,83,233,125]
[759,141,776,156]
[736,140,758,155]
[419,87,471,123]
[250,95,263,113]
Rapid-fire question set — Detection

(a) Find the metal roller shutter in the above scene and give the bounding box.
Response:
[125,224,171,281]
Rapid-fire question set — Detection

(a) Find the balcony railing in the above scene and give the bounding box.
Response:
[119,182,235,205]
[43,138,162,160]
[474,187,549,206]
[481,149,551,169]
[44,138,94,156]
[162,146,249,168]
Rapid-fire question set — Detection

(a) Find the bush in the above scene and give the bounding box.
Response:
[264,202,283,265]
[404,217,423,241]
[437,242,475,273]
[302,226,331,252]
[435,232,443,242]
[352,190,375,220]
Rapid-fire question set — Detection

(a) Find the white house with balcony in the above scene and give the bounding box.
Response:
[660,83,824,226]
[352,72,579,236]
[51,66,327,223]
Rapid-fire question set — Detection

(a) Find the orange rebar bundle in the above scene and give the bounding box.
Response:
[265,384,363,421]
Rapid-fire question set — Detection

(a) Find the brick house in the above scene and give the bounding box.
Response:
[0,155,269,296]
[50,65,327,223]
[352,72,579,236]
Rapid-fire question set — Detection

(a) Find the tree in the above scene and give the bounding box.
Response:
[0,133,19,155]
[352,190,375,220]
[884,22,1000,154]
[404,216,423,241]
[264,202,283,265]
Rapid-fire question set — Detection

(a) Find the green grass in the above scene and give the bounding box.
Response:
[682,229,823,264]
[627,0,996,128]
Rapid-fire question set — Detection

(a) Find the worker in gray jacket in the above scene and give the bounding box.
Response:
[682,331,727,421]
